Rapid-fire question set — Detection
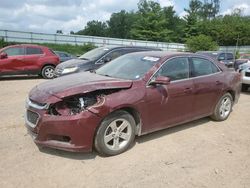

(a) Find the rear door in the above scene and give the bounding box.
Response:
[190,57,223,117]
[145,57,195,133]
[0,46,25,74]
[23,46,44,73]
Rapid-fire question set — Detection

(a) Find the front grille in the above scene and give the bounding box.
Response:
[27,110,39,126]
[245,72,250,77]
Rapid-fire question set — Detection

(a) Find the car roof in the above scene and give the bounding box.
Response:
[102,45,161,51]
[3,44,47,48]
[126,51,192,58]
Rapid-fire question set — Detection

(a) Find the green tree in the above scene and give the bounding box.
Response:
[183,0,203,38]
[163,6,185,42]
[0,38,7,48]
[201,0,220,20]
[107,10,137,39]
[130,0,171,42]
[186,34,218,52]
[76,20,108,37]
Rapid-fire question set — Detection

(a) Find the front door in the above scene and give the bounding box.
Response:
[144,57,195,133]
[0,46,25,74]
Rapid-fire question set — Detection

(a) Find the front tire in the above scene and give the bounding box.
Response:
[41,65,55,79]
[94,110,136,156]
[210,93,233,121]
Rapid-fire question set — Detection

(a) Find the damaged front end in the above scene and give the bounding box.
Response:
[48,89,120,116]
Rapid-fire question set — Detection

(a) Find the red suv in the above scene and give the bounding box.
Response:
[0,44,59,79]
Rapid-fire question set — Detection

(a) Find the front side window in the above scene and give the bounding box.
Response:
[154,57,189,81]
[26,47,43,55]
[106,50,125,60]
[191,58,219,77]
[3,47,25,56]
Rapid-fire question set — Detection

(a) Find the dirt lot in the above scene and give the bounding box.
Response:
[0,77,249,188]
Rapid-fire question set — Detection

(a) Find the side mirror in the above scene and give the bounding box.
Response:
[0,52,8,59]
[103,56,112,63]
[149,76,171,86]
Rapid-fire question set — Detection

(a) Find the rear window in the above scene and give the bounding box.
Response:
[26,47,43,55]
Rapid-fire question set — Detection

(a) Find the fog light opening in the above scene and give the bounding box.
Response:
[48,135,71,143]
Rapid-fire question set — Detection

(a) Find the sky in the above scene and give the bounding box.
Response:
[0,0,249,34]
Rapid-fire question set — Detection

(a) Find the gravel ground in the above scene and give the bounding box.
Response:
[0,77,249,188]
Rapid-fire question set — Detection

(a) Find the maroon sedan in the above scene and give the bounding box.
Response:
[25,52,241,156]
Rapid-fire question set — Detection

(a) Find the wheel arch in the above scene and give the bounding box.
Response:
[41,63,56,72]
[225,89,235,102]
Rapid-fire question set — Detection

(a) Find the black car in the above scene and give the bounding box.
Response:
[196,51,235,68]
[54,51,77,62]
[54,46,161,77]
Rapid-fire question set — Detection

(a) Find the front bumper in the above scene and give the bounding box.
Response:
[241,70,250,85]
[25,104,101,152]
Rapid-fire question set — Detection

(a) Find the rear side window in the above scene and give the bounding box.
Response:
[26,47,43,55]
[155,57,189,81]
[226,53,234,60]
[3,47,25,56]
[191,58,220,77]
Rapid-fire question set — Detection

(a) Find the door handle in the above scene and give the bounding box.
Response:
[184,88,192,93]
[216,81,222,85]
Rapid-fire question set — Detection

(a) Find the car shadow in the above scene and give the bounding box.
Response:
[0,75,43,81]
[136,117,211,144]
[38,146,98,160]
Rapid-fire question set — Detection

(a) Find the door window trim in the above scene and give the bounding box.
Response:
[95,49,121,64]
[25,47,44,56]
[189,56,222,78]
[3,46,25,57]
[147,56,222,87]
[147,56,191,86]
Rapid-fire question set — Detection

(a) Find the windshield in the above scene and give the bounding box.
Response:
[96,53,160,80]
[79,47,109,60]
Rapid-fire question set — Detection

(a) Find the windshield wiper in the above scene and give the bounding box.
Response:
[79,57,89,60]
[103,74,112,77]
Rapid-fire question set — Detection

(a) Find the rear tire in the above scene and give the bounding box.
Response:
[41,65,55,79]
[242,84,249,92]
[210,93,233,121]
[94,110,136,156]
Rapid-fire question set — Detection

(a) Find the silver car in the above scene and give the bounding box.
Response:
[239,61,250,91]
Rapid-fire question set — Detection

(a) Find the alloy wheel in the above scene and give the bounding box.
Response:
[219,96,232,119]
[104,118,132,151]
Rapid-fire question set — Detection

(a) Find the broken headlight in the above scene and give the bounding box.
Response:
[49,95,99,116]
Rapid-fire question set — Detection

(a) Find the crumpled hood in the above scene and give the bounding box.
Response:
[57,58,91,69]
[29,72,132,104]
